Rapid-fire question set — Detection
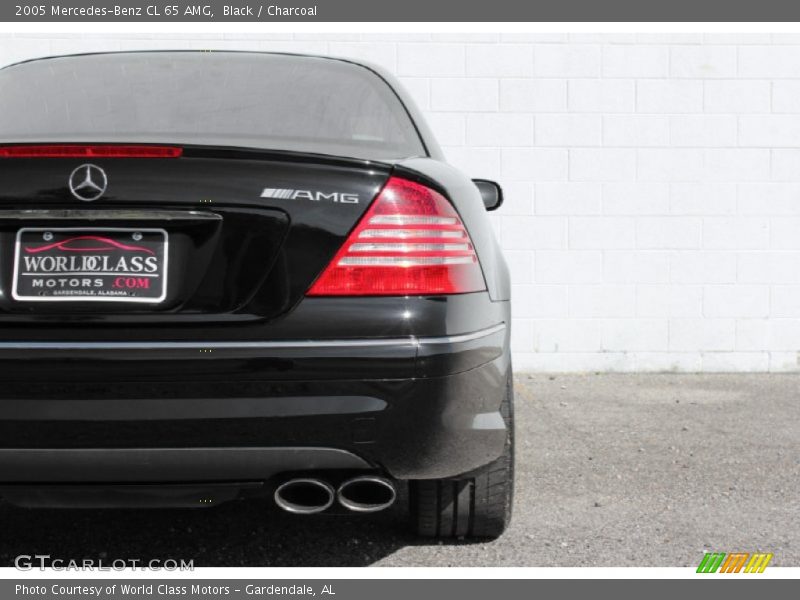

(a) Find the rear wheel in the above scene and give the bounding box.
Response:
[409,372,515,539]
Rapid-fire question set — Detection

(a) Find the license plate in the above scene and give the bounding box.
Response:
[12,228,168,303]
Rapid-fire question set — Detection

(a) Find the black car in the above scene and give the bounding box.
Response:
[0,51,513,539]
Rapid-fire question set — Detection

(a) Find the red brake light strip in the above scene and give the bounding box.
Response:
[0,145,183,158]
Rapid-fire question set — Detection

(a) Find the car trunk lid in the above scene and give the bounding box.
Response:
[0,146,392,323]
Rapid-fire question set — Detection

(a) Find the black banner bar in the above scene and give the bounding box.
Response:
[3,0,800,22]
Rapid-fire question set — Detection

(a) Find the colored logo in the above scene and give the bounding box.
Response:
[24,235,155,255]
[697,552,773,573]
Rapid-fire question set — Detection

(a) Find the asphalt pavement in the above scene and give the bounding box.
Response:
[0,373,797,567]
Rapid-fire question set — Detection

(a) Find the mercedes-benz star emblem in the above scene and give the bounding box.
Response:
[69,164,108,201]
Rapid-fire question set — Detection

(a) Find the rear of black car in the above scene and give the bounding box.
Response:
[0,51,513,539]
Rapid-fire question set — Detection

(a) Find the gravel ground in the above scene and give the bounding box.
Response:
[0,373,797,567]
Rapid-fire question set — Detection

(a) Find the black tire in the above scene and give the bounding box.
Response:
[409,372,514,539]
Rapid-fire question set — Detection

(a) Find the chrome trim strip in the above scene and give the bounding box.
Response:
[420,323,506,345]
[0,209,221,221]
[0,323,505,351]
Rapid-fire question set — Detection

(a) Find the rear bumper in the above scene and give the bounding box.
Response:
[0,322,510,482]
[0,447,370,482]
[0,322,504,380]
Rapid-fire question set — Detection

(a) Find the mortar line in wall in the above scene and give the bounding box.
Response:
[769,148,773,186]
[566,145,571,181]
[496,78,500,120]
[768,283,773,332]
[735,101,740,147]
[701,74,706,117]
[766,79,774,113]
[600,107,605,147]
[667,43,671,79]
[633,79,638,143]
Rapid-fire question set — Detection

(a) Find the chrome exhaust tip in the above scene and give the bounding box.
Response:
[337,476,397,513]
[274,478,335,514]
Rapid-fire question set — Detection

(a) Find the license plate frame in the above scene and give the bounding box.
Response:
[12,227,169,304]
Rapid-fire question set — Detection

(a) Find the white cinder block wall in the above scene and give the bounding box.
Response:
[4,32,800,372]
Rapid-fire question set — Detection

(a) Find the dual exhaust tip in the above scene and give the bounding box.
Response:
[274,476,396,515]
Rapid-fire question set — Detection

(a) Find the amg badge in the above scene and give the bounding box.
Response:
[261,188,359,204]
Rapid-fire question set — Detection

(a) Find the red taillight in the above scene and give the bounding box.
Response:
[307,177,486,296]
[0,145,183,158]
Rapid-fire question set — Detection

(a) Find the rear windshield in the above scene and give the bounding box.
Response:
[0,52,426,160]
